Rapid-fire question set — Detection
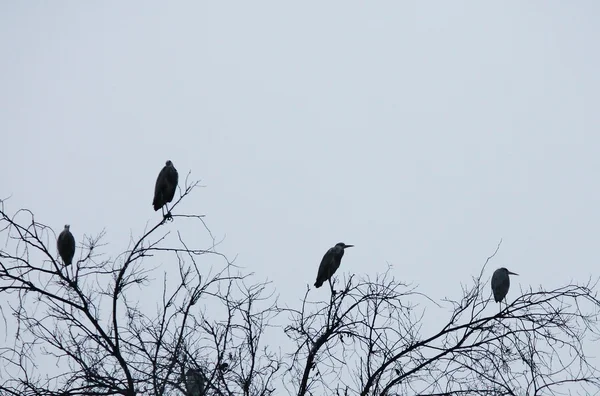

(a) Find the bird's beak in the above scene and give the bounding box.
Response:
[508,271,519,276]
[344,244,354,248]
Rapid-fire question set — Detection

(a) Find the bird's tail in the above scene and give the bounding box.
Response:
[314,280,322,288]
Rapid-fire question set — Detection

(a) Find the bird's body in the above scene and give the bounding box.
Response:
[153,160,179,212]
[491,267,519,303]
[57,225,75,266]
[185,368,205,396]
[314,242,353,288]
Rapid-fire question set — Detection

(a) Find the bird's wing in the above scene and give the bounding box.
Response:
[57,230,65,248]
[316,249,333,282]
[153,166,169,206]
[66,231,75,248]
[491,270,502,291]
[169,166,179,184]
[57,230,76,263]
[155,167,168,193]
[491,270,510,302]
[165,167,179,202]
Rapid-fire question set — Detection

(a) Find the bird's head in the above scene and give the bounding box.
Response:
[166,160,173,167]
[64,225,70,231]
[335,242,354,249]
[500,267,519,276]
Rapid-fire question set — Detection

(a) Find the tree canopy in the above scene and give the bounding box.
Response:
[1,181,599,396]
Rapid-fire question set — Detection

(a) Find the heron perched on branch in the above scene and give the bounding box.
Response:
[57,224,75,266]
[314,242,353,289]
[491,267,518,311]
[153,160,179,217]
[185,368,206,396]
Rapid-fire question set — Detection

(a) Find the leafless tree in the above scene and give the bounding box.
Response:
[283,242,600,396]
[0,178,280,396]
[2,180,600,396]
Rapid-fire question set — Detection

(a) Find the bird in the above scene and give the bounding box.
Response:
[57,224,76,266]
[491,267,519,309]
[185,368,206,396]
[153,160,179,216]
[314,242,354,288]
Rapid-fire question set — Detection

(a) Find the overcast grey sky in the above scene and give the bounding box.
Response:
[1,1,600,388]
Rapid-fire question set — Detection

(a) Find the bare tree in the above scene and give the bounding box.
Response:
[2,180,600,396]
[0,178,280,396]
[283,242,600,396]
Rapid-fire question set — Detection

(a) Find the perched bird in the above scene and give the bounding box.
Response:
[314,242,354,288]
[491,267,519,307]
[57,225,76,266]
[185,368,206,396]
[153,160,179,215]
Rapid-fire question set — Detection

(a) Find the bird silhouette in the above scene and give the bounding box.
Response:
[314,242,353,288]
[153,160,179,217]
[57,224,75,266]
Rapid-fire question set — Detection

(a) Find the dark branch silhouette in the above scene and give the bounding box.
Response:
[0,180,279,396]
[2,183,600,396]
[283,242,600,396]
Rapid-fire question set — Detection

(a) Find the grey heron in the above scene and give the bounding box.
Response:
[57,224,76,266]
[185,368,206,396]
[314,242,353,289]
[491,267,518,310]
[153,160,179,216]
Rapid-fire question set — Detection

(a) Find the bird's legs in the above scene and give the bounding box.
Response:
[162,203,173,221]
[328,277,336,296]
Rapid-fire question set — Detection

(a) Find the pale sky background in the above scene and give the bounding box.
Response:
[1,1,599,392]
